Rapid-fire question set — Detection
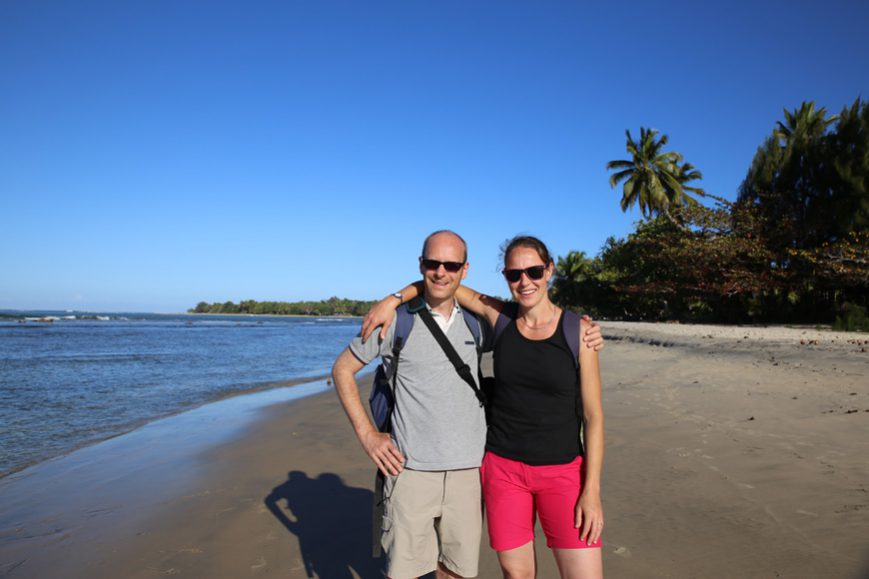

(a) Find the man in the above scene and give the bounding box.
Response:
[332,230,602,579]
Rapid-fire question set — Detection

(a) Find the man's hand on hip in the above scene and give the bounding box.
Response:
[362,430,405,476]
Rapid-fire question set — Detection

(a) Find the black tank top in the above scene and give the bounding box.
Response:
[486,311,583,465]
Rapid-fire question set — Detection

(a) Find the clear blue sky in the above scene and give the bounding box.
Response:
[2,0,867,312]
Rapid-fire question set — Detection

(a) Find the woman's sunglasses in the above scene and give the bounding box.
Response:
[420,258,465,273]
[502,265,547,283]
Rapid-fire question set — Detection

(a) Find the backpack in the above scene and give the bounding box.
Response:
[368,297,486,433]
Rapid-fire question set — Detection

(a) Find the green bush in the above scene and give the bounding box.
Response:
[833,303,869,332]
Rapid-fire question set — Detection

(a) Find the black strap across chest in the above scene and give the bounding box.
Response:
[416,304,487,406]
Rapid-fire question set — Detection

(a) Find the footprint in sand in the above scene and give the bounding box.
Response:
[612,546,632,558]
[251,556,267,571]
[666,447,691,458]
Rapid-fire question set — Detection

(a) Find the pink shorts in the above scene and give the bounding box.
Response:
[481,451,601,551]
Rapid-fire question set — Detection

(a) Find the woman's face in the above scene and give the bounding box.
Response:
[503,246,553,309]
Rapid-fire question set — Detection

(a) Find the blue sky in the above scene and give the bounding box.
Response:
[2,0,867,312]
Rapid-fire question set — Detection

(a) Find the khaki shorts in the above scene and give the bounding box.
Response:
[382,467,482,579]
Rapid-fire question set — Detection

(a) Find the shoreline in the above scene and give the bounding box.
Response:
[2,323,867,577]
[0,374,338,481]
[9,307,869,328]
[0,375,355,578]
[0,310,364,320]
[0,372,360,481]
[180,312,363,319]
[0,372,376,484]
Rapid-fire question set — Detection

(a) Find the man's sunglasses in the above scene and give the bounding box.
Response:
[420,258,465,273]
[502,265,547,283]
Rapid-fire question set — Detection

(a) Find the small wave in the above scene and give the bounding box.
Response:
[13,353,168,364]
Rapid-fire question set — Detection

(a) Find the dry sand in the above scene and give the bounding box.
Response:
[1,322,867,578]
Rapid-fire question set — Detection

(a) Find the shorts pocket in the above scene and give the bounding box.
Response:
[383,471,403,501]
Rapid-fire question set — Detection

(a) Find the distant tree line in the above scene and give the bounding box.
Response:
[189,297,376,316]
[553,99,868,329]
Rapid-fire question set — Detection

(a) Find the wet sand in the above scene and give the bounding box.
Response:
[1,323,867,578]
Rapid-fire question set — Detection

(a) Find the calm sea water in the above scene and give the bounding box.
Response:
[0,311,362,477]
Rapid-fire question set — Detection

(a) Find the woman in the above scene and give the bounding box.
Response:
[364,235,604,579]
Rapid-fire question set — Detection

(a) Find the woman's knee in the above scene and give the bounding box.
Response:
[501,567,535,579]
[498,541,536,579]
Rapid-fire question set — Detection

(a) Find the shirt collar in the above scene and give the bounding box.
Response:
[425,298,461,330]
[424,298,461,317]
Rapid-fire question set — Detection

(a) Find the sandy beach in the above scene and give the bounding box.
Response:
[1,322,867,578]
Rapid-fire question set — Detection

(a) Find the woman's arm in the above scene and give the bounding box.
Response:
[362,284,607,352]
[576,317,605,545]
[455,286,504,329]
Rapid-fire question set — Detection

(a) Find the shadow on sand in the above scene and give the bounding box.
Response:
[265,471,386,579]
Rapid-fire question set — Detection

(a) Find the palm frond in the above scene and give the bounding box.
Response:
[609,168,634,188]
[606,159,634,170]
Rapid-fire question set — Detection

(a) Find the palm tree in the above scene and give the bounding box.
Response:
[552,251,600,312]
[606,128,705,229]
[774,101,837,148]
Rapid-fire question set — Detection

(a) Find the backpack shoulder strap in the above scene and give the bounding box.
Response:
[460,308,482,351]
[492,302,518,347]
[416,304,487,406]
[391,302,416,355]
[385,303,416,385]
[561,310,581,370]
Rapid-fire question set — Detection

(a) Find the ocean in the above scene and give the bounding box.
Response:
[0,311,362,477]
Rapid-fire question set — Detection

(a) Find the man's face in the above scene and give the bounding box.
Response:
[418,233,468,302]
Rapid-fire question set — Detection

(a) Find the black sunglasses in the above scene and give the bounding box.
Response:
[502,265,547,282]
[420,258,465,273]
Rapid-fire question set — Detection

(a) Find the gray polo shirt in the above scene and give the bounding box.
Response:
[350,303,487,471]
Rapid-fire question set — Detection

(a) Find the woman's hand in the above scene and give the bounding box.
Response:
[581,315,605,352]
[361,297,399,342]
[575,490,604,546]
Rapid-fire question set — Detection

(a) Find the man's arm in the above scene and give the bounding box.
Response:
[582,316,604,351]
[331,348,405,476]
[361,283,606,351]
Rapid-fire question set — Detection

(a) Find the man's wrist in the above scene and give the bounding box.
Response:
[391,292,403,305]
[356,423,377,441]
